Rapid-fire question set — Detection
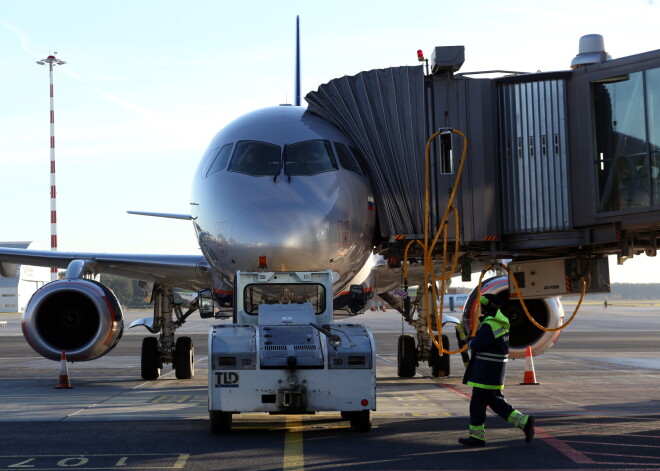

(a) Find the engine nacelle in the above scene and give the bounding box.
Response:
[462,276,564,358]
[22,279,124,361]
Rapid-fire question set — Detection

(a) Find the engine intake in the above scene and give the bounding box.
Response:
[22,279,124,361]
[462,276,564,358]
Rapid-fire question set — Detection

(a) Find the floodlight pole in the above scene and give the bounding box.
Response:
[36,53,66,281]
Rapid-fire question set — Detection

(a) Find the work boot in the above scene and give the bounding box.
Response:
[523,416,535,443]
[458,436,486,447]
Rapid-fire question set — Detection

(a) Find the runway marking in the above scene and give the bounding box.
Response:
[63,357,209,419]
[432,382,471,400]
[149,395,192,403]
[536,428,596,464]
[0,453,189,469]
[283,416,304,471]
[375,354,397,367]
[566,438,660,449]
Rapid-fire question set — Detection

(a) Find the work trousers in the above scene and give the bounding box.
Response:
[469,387,515,426]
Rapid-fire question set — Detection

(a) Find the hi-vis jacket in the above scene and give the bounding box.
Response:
[462,310,510,390]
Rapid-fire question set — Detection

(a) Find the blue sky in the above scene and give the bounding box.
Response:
[1,0,660,284]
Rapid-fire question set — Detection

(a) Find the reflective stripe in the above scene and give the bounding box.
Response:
[491,327,507,338]
[475,352,509,363]
[474,356,508,363]
[469,424,486,441]
[484,316,509,339]
[476,352,508,361]
[455,324,467,340]
[508,410,528,429]
[467,381,504,390]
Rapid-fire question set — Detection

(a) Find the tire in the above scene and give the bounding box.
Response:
[141,337,161,380]
[431,335,451,377]
[174,336,194,379]
[210,411,232,433]
[350,410,372,432]
[397,334,417,378]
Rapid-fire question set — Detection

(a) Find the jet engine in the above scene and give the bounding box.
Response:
[22,279,124,361]
[462,276,564,358]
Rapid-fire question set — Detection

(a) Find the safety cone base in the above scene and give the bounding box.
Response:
[54,350,73,389]
[520,346,539,385]
[519,372,539,385]
[55,376,73,389]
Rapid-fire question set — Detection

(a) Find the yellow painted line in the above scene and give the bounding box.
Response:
[173,453,189,468]
[283,416,304,471]
[149,395,192,403]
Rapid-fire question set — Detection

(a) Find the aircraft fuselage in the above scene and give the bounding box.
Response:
[191,106,376,297]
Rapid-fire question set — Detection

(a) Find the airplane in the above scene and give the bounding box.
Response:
[0,19,564,382]
[0,18,378,381]
[0,103,377,380]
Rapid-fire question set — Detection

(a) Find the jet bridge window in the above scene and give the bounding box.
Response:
[284,140,338,176]
[594,68,660,211]
[228,140,282,177]
[205,144,233,177]
[334,142,364,176]
[243,283,326,315]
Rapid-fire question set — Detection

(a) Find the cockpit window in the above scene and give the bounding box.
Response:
[228,140,282,176]
[206,144,233,177]
[334,142,364,176]
[284,140,338,176]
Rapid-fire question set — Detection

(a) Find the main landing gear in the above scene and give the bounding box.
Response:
[141,335,195,380]
[133,285,197,380]
[397,333,450,378]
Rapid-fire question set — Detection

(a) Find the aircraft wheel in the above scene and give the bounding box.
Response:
[141,337,161,380]
[174,336,194,379]
[397,334,417,378]
[210,411,232,433]
[431,335,451,377]
[350,410,372,432]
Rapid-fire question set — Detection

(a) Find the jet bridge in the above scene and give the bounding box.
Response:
[305,38,660,275]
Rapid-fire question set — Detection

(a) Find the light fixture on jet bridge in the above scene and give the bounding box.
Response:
[430,46,465,75]
[571,34,611,68]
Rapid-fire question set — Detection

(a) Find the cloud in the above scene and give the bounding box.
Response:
[0,19,157,119]
[0,19,40,58]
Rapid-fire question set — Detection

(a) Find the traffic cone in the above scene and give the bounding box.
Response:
[520,346,539,385]
[54,350,73,389]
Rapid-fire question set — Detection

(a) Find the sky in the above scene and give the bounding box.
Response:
[1,0,660,284]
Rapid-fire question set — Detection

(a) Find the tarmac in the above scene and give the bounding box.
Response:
[0,303,659,470]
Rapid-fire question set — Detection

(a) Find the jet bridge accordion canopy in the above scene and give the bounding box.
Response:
[306,66,427,238]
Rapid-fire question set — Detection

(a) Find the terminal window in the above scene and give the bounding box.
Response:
[594,68,660,212]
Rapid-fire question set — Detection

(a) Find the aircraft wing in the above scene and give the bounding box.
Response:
[0,247,212,291]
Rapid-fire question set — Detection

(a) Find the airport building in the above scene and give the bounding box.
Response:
[0,242,50,313]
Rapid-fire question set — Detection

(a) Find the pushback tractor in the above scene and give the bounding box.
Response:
[207,271,376,433]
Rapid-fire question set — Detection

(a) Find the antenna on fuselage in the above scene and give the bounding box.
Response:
[295,15,301,106]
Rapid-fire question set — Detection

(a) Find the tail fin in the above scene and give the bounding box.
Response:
[295,15,301,106]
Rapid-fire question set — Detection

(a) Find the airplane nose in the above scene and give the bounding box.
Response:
[230,199,331,268]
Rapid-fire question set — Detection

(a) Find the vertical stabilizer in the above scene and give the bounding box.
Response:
[295,15,301,106]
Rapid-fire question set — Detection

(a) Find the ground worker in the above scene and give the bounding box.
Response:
[454,323,470,368]
[459,293,534,447]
